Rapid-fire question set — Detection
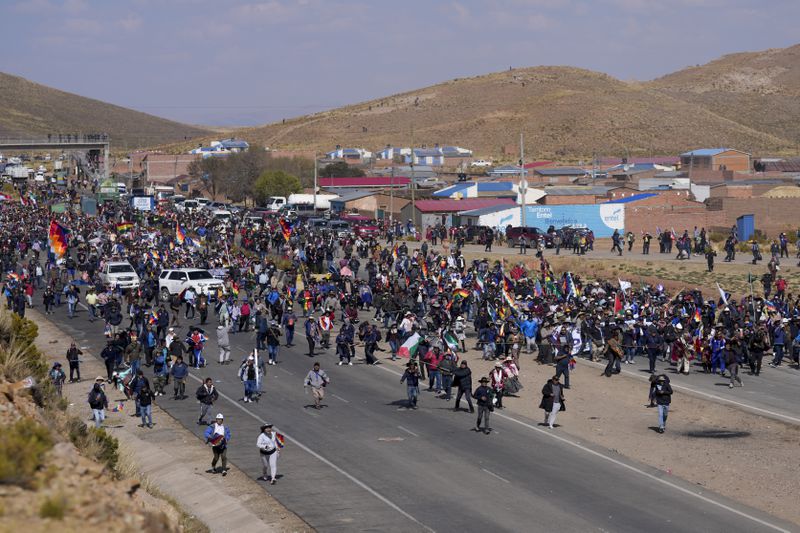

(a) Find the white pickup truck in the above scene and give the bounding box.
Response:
[99,261,141,289]
[159,268,225,301]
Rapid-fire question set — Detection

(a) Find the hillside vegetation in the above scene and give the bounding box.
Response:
[0,72,211,149]
[224,45,800,159]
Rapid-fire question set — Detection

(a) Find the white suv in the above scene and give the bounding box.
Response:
[99,261,141,289]
[159,268,225,301]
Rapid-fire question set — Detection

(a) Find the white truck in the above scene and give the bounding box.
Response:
[159,268,225,301]
[99,261,141,289]
[6,165,31,179]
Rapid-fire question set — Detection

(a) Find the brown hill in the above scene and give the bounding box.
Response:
[225,46,800,160]
[649,44,800,148]
[0,72,211,149]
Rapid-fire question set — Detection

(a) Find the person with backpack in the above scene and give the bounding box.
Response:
[49,362,66,397]
[88,377,109,429]
[266,320,282,365]
[186,328,207,369]
[137,382,155,428]
[196,377,218,425]
[238,354,262,403]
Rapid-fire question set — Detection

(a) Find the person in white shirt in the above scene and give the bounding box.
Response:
[256,423,279,484]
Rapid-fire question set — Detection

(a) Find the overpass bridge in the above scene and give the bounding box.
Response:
[0,136,110,179]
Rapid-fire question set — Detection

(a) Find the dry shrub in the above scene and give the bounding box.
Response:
[0,420,53,488]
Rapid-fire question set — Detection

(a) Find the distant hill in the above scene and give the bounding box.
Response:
[0,72,211,149]
[649,44,800,149]
[225,45,800,159]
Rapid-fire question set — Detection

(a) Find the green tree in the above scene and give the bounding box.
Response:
[320,161,364,178]
[253,170,302,206]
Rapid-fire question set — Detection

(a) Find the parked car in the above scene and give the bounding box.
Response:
[99,261,141,289]
[354,224,381,238]
[470,159,493,167]
[328,220,351,238]
[505,225,552,247]
[159,268,225,301]
[175,199,200,213]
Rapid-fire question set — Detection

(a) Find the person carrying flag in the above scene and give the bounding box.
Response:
[257,423,281,485]
[204,414,231,475]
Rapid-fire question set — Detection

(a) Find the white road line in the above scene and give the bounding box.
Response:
[370,362,789,532]
[184,373,434,533]
[582,359,800,425]
[278,367,294,376]
[493,411,790,533]
[397,425,419,437]
[481,468,510,484]
[331,393,350,403]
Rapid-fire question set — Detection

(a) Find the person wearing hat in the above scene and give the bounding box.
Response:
[239,353,262,403]
[88,377,109,429]
[539,375,566,429]
[49,362,66,397]
[257,423,280,485]
[603,328,623,378]
[400,362,421,409]
[304,314,320,356]
[489,362,506,408]
[452,360,474,412]
[195,377,219,425]
[653,375,673,434]
[709,329,727,375]
[472,377,493,434]
[748,321,770,375]
[204,414,231,475]
[304,362,329,410]
[266,319,282,365]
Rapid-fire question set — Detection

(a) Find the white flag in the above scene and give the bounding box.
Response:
[716,283,728,305]
[618,279,632,293]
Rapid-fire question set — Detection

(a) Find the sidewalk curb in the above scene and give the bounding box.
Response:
[30,308,313,533]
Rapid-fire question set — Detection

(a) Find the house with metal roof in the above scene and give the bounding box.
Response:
[488,165,527,177]
[326,146,373,162]
[376,146,411,160]
[319,176,410,189]
[433,181,520,199]
[680,148,751,172]
[401,198,516,227]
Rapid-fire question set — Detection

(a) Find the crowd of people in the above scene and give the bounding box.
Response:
[2,184,798,477]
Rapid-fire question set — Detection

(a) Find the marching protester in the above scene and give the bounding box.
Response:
[196,377,219,425]
[256,423,281,485]
[539,375,565,429]
[304,361,329,409]
[652,375,673,434]
[473,376,493,434]
[204,413,231,475]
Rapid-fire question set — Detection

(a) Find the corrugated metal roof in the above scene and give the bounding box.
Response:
[458,205,517,216]
[681,148,741,157]
[414,198,515,213]
[433,183,473,197]
[328,189,375,202]
[523,161,553,169]
[535,167,588,176]
[543,186,612,196]
[319,176,410,187]
[605,193,658,204]
[477,182,514,192]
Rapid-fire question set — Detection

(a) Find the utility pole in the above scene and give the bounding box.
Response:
[410,127,416,229]
[313,152,318,213]
[389,163,395,227]
[519,133,527,229]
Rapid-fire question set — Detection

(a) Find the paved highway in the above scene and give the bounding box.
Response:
[48,303,796,532]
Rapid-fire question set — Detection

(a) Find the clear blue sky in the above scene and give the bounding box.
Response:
[4,0,798,127]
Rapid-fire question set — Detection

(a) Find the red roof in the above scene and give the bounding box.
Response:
[319,176,410,187]
[523,161,554,169]
[414,198,515,213]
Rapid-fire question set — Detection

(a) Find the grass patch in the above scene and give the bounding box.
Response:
[66,418,120,474]
[0,420,53,488]
[39,494,68,520]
